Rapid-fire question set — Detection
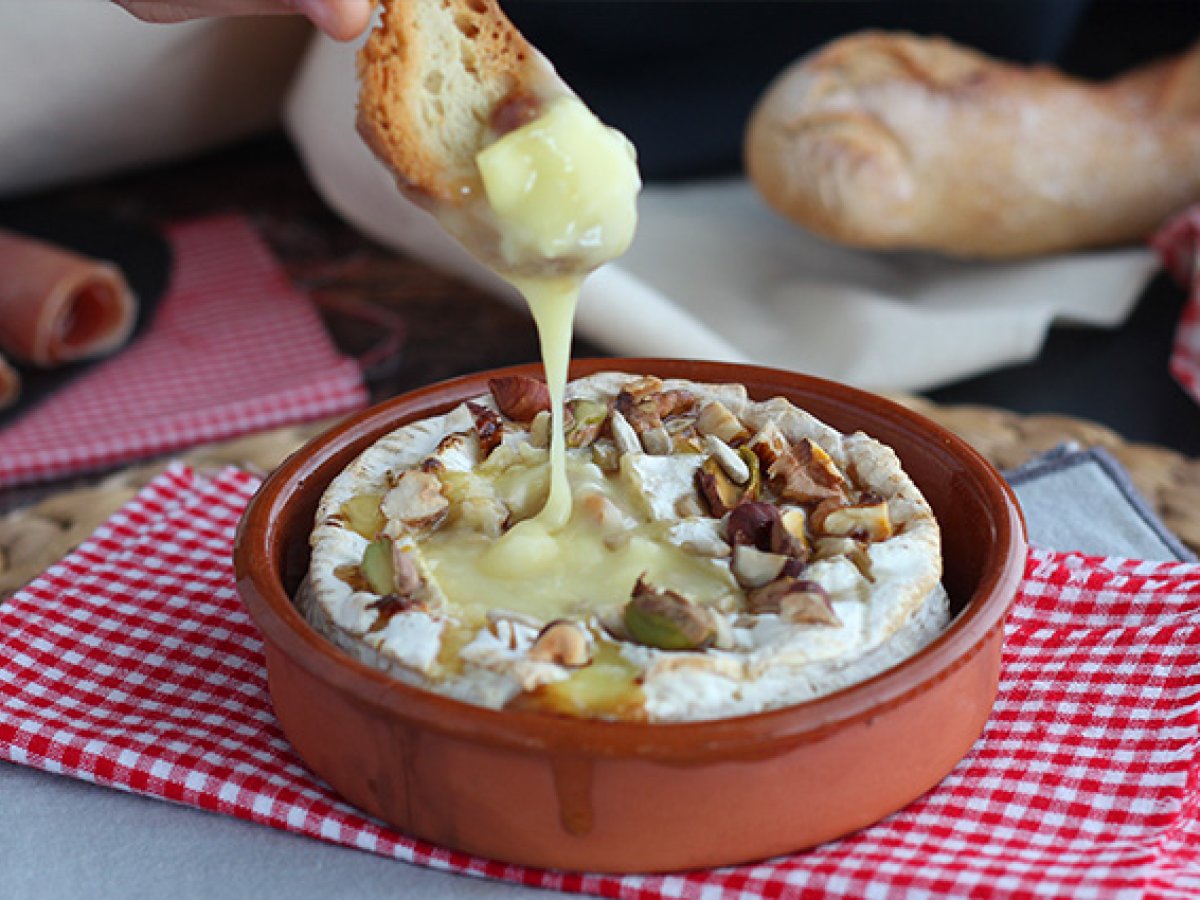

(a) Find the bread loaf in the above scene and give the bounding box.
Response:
[745,32,1200,259]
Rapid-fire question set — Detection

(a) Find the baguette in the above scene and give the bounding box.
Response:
[745,32,1200,259]
[357,0,540,205]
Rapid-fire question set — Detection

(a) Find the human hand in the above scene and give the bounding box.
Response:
[113,0,373,42]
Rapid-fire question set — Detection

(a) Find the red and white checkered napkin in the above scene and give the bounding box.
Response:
[1153,206,1200,405]
[0,215,366,489]
[2,466,1199,899]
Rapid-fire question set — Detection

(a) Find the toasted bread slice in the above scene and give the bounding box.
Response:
[357,0,546,204]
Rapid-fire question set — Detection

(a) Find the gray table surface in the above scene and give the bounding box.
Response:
[3,447,1188,900]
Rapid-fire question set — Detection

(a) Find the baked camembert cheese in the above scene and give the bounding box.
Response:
[302,372,947,722]
[320,0,948,722]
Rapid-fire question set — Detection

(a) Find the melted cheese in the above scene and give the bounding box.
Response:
[419,457,736,625]
[475,94,641,535]
[476,96,640,271]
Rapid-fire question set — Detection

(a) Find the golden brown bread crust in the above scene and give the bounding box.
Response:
[357,0,536,204]
[745,32,1200,259]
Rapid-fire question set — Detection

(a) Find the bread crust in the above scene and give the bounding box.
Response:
[745,31,1200,259]
[357,0,536,204]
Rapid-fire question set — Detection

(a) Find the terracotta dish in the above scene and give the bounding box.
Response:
[234,358,1027,873]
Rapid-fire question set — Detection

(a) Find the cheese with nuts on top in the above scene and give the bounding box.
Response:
[301,372,948,723]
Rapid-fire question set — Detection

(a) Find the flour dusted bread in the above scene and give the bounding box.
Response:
[746,32,1200,259]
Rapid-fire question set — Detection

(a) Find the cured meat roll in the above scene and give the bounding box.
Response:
[0,351,18,410]
[0,229,137,367]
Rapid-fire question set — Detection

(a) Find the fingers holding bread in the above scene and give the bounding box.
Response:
[745,32,1200,259]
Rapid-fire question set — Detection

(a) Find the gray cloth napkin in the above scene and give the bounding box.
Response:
[1,447,1189,899]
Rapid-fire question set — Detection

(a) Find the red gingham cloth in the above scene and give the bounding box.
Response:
[0,216,366,489]
[2,465,1199,899]
[1152,206,1200,404]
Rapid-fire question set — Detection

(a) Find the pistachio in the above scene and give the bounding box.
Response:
[565,398,609,448]
[488,375,550,422]
[467,401,504,456]
[724,501,780,550]
[381,471,450,530]
[609,409,641,455]
[730,545,788,589]
[747,577,840,626]
[694,400,749,445]
[360,537,396,596]
[528,620,592,667]
[623,577,715,651]
[703,434,749,484]
[337,493,385,540]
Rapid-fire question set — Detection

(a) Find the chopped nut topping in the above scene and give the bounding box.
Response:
[746,577,840,626]
[529,410,552,448]
[624,576,716,651]
[488,375,551,422]
[813,536,876,582]
[816,499,893,542]
[382,471,450,530]
[609,409,641,455]
[564,398,609,448]
[640,424,672,455]
[615,388,696,435]
[770,507,809,559]
[768,438,848,505]
[467,401,504,457]
[694,401,749,445]
[730,545,789,589]
[590,439,620,472]
[528,620,592,667]
[703,434,750,484]
[696,457,746,518]
[724,501,780,550]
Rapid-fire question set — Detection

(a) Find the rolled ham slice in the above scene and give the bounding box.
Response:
[0,351,18,410]
[0,229,137,367]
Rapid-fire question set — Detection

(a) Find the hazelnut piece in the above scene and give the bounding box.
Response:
[488,376,550,422]
[747,577,840,626]
[528,620,592,667]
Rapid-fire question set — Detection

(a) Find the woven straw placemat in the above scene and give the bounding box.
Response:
[3,401,1198,598]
